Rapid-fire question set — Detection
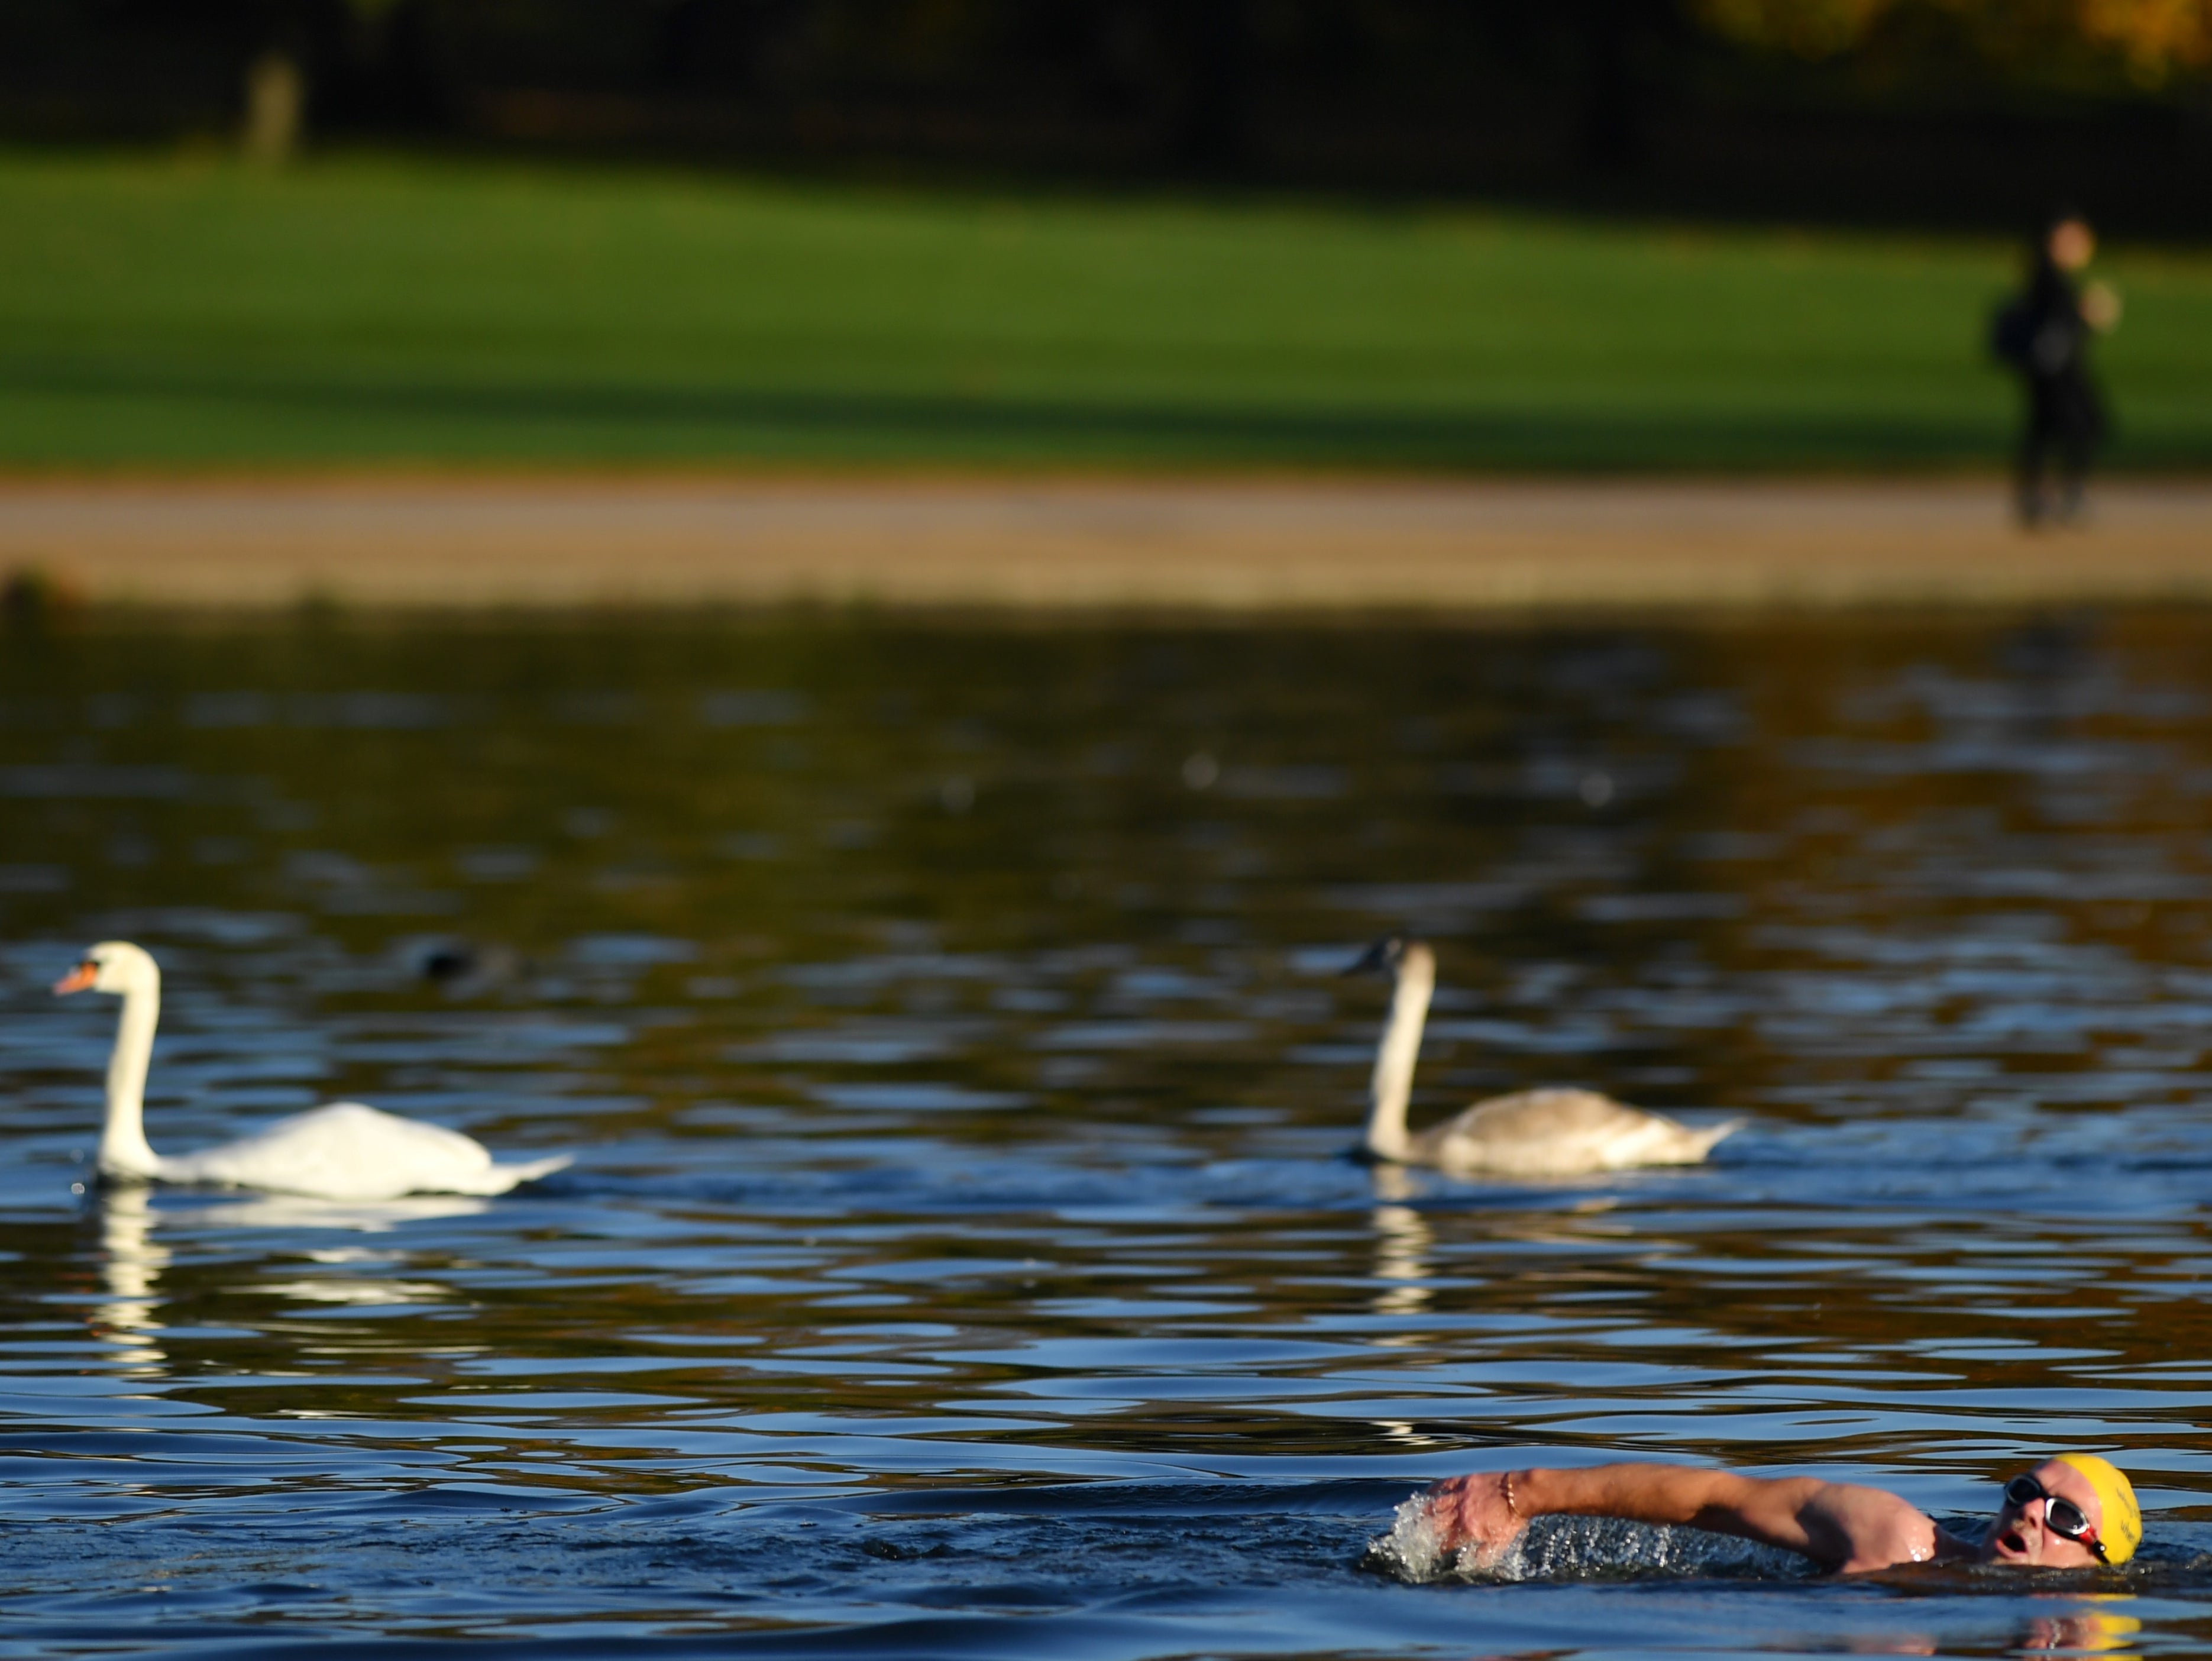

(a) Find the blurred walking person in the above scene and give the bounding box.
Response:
[1993,212,2120,526]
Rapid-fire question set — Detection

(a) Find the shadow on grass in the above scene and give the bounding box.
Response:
[5,357,2008,470]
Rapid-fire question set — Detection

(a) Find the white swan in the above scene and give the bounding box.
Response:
[1347,936,1739,1178]
[56,941,573,1200]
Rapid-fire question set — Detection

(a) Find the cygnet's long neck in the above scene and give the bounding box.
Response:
[1364,949,1434,1161]
[99,975,162,1180]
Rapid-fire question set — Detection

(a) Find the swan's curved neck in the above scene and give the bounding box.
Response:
[1365,959,1432,1161]
[99,978,161,1180]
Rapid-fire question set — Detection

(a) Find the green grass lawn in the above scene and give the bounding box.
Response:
[4,150,2208,471]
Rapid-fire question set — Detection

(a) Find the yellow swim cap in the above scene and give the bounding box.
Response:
[2055,1454,2142,1565]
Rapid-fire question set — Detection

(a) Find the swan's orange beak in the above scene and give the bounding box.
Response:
[53,962,96,996]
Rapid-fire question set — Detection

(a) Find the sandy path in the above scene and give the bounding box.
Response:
[2,476,2208,611]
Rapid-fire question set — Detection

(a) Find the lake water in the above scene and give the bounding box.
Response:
[3,611,2210,1657]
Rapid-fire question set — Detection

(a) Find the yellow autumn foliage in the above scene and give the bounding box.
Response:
[1695,0,1897,57]
[2075,0,2212,80]
[1693,0,2212,81]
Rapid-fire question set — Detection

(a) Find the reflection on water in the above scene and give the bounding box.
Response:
[92,1185,167,1376]
[1369,1165,1434,1320]
[193,1193,491,1232]
[4,614,2212,1657]
[2026,1604,2143,1654]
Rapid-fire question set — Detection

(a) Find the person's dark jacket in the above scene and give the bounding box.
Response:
[1993,258,2089,384]
[1993,257,2104,451]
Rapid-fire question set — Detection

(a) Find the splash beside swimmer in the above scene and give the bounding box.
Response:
[1414,1453,2139,1576]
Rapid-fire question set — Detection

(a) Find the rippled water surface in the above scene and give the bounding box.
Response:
[5,612,2212,1657]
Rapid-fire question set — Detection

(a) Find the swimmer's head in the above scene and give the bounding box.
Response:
[1985,1455,2139,1568]
[2055,1455,2141,1566]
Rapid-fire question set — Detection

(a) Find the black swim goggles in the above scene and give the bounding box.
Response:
[2003,1475,2108,1562]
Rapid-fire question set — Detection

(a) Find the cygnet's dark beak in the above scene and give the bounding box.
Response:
[420,943,478,985]
[1343,939,1396,977]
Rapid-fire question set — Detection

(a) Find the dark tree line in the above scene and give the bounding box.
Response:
[7,1,2207,231]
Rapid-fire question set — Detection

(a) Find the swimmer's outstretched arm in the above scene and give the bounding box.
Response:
[1425,1463,1943,1573]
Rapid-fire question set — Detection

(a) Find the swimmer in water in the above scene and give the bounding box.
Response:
[1422,1453,2139,1574]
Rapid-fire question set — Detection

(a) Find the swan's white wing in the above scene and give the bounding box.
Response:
[159,1103,536,1201]
[1423,1088,1732,1178]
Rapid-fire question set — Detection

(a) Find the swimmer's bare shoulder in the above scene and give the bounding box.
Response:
[1754,1476,1966,1572]
[1428,1463,1971,1573]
